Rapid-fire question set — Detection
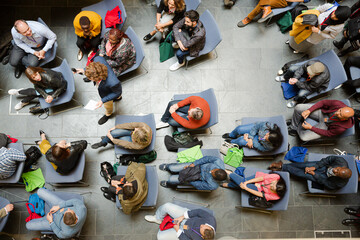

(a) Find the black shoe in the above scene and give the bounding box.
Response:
[91,141,107,149]
[98,115,110,125]
[15,65,23,79]
[83,77,91,83]
[39,130,46,137]
[337,51,346,57]
[100,187,109,193]
[344,207,360,217]
[2,55,9,65]
[342,218,360,226]
[222,133,231,139]
[160,180,170,188]
[159,164,169,171]
[113,95,122,102]
[143,33,155,42]
[288,128,297,137]
[333,40,344,50]
[224,138,232,143]
[286,119,292,126]
[103,192,116,202]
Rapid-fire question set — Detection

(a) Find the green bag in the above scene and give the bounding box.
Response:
[159,31,175,62]
[137,150,157,163]
[21,168,45,192]
[224,147,244,168]
[276,11,293,33]
[177,145,203,163]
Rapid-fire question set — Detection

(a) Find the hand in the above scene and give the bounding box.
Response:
[302,121,312,130]
[243,133,249,140]
[246,139,253,148]
[39,50,46,59]
[46,212,53,223]
[155,23,163,30]
[177,41,188,51]
[109,127,116,132]
[95,100,103,109]
[50,205,60,213]
[169,107,176,114]
[307,170,315,175]
[99,53,104,57]
[178,29,182,33]
[305,167,316,174]
[106,131,114,141]
[45,95,53,103]
[4,204,14,213]
[173,222,180,231]
[173,216,185,225]
[289,78,298,85]
[239,182,247,189]
[171,104,179,111]
[301,110,311,119]
[184,163,195,169]
[311,26,320,33]
[33,51,43,60]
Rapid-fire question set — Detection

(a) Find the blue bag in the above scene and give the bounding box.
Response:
[234,167,246,177]
[285,146,308,162]
[281,82,299,100]
[28,193,45,217]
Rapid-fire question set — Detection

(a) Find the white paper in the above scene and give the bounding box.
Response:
[84,100,98,111]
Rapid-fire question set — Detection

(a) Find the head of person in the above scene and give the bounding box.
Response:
[269,173,287,199]
[52,140,70,161]
[79,16,91,34]
[14,20,32,37]
[188,107,203,120]
[25,67,45,84]
[333,167,352,179]
[63,208,77,226]
[307,62,325,78]
[334,107,354,121]
[123,182,136,199]
[265,123,283,148]
[199,224,215,239]
[330,6,351,23]
[108,28,127,47]
[164,0,185,11]
[85,62,108,82]
[184,10,200,28]
[211,169,227,181]
[132,127,151,145]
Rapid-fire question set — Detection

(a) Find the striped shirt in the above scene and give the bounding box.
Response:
[0,147,26,179]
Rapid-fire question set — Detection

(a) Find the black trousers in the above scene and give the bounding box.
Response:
[9,45,42,67]
[344,56,360,88]
[19,88,40,103]
[76,34,101,54]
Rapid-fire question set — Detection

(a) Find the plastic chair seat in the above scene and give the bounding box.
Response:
[272,2,299,16]
[0,197,10,232]
[349,66,360,93]
[0,142,25,184]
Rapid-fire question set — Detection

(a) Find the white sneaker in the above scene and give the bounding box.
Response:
[334,84,343,90]
[169,61,185,71]
[293,50,299,54]
[88,49,94,57]
[144,215,162,224]
[14,101,29,111]
[277,69,284,76]
[172,42,179,49]
[8,88,24,95]
[275,76,285,82]
[285,40,289,44]
[156,121,170,129]
[287,100,297,108]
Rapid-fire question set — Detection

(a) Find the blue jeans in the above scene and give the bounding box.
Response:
[282,162,326,182]
[165,163,192,186]
[229,123,255,147]
[176,49,190,64]
[228,173,258,191]
[101,129,132,144]
[161,100,189,127]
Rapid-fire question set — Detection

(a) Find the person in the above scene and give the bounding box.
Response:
[288,99,355,141]
[75,56,122,125]
[221,170,287,203]
[170,10,206,71]
[73,11,102,61]
[36,130,87,175]
[0,146,26,179]
[145,202,216,240]
[158,156,227,190]
[269,155,352,190]
[275,61,330,108]
[237,0,310,28]
[333,17,360,57]
[222,121,283,152]
[100,162,148,215]
[343,56,360,88]
[342,207,360,226]
[10,19,57,78]
[156,96,210,130]
[143,0,186,42]
[289,4,351,53]
[0,203,14,219]
[8,66,67,111]
[26,188,87,239]
[91,122,152,150]
[98,28,136,77]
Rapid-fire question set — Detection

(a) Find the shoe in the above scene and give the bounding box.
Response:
[156,121,170,129]
[143,33,155,42]
[333,40,344,50]
[83,77,91,83]
[88,49,94,58]
[287,100,297,108]
[2,55,9,65]
[100,187,109,193]
[337,51,346,57]
[159,164,168,171]
[8,88,24,95]
[14,65,23,78]
[169,61,185,71]
[344,207,360,217]
[285,40,289,45]
[39,130,47,140]
[14,101,29,110]
[172,42,179,49]
[144,215,162,224]
[160,180,171,188]
[91,141,107,149]
[101,136,114,145]
[278,69,284,75]
[293,50,299,54]
[286,119,292,126]
[77,50,83,61]
[224,139,232,143]
[98,115,110,125]
[258,6,273,23]
[342,218,360,226]
[237,17,251,28]
[269,161,283,171]
[275,76,285,82]
[288,128,297,136]
[222,133,231,139]
[103,192,116,202]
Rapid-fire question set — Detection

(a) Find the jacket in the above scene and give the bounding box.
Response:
[247,122,275,152]
[73,11,102,39]
[308,100,355,137]
[112,122,152,150]
[0,208,6,219]
[118,162,148,215]
[93,56,122,103]
[293,60,330,92]
[179,209,216,240]
[157,0,186,28]
[34,69,67,99]
[313,155,350,190]
[173,18,206,57]
[190,156,225,190]
[290,10,320,44]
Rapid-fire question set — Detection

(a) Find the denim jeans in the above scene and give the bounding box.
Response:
[161,100,189,127]
[101,129,132,144]
[282,162,326,182]
[9,45,43,67]
[176,49,190,64]
[227,173,257,191]
[229,123,254,147]
[165,163,192,186]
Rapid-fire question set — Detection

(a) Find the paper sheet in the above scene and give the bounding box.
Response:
[84,100,98,111]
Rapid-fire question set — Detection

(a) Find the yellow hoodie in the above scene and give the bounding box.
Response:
[73,11,102,38]
[290,9,320,44]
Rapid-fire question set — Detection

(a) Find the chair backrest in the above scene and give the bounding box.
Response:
[272,2,299,15]
[37,17,57,67]
[350,66,360,93]
[124,26,145,70]
[198,10,222,55]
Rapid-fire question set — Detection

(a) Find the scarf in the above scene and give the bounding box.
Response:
[321,6,351,30]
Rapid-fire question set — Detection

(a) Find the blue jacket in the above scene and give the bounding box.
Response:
[190,156,224,190]
[248,122,275,152]
[179,209,216,240]
[50,199,87,239]
[93,56,122,103]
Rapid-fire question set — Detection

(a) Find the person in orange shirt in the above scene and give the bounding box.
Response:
[156,96,210,130]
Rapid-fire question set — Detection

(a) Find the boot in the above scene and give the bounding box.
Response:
[333,37,347,50]
[258,6,273,23]
[337,47,354,57]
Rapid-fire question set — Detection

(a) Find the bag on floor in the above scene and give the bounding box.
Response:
[164,135,203,152]
[29,103,49,120]
[25,203,42,222]
[284,146,308,162]
[105,5,123,28]
[24,146,42,172]
[160,215,175,231]
[172,131,197,145]
[281,82,299,100]
[248,194,273,208]
[277,11,293,33]
[224,147,244,168]
[100,161,116,183]
[21,168,45,192]
[220,140,239,156]
[159,31,174,62]
[28,193,45,217]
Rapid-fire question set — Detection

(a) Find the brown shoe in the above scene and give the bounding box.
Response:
[237,17,251,28]
[269,161,283,171]
[258,6,273,23]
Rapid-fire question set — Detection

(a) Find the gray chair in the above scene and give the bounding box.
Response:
[115,165,158,211]
[0,197,10,232]
[37,17,57,67]
[155,0,201,10]
[349,66,360,94]
[82,0,127,36]
[264,2,299,26]
[172,88,218,133]
[240,115,289,157]
[0,142,25,185]
[114,114,156,155]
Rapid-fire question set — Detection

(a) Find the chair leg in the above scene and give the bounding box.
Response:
[49,181,90,188]
[299,191,336,198]
[185,49,218,70]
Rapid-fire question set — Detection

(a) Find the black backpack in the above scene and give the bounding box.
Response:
[291,4,308,22]
[24,146,42,172]
[248,194,274,208]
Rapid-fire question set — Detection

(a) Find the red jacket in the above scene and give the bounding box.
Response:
[308,100,354,137]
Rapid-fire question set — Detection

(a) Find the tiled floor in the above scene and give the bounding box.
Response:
[0,0,360,239]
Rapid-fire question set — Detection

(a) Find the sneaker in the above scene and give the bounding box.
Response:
[334,84,343,90]
[293,50,299,54]
[144,215,162,224]
[169,61,185,71]
[156,121,170,129]
[159,164,169,171]
[172,42,179,49]
[143,33,155,42]
[277,69,284,75]
[98,115,111,125]
[285,40,289,45]
[237,17,251,28]
[14,101,29,111]
[91,141,107,149]
[275,76,285,82]
[286,119,292,126]
[8,88,24,95]
[287,100,297,108]
[88,49,94,58]
[222,133,230,139]
[288,128,298,137]
[77,50,83,61]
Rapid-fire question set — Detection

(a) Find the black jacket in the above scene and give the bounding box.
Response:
[157,0,186,28]
[34,69,67,99]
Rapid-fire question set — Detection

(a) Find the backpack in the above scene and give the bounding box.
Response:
[119,150,158,166]
[24,146,42,172]
[28,193,45,216]
[100,161,116,183]
[172,131,196,145]
[223,147,244,168]
[291,4,308,22]
[348,17,360,41]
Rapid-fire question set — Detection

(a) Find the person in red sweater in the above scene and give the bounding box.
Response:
[156,96,210,129]
[288,99,355,141]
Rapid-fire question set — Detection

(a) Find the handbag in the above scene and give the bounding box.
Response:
[24,146,42,172]
[276,11,293,33]
[224,147,244,168]
[29,103,49,120]
[159,215,175,231]
[25,203,42,222]
[100,161,116,183]
[220,140,239,155]
[28,193,45,217]
[159,31,174,62]
[248,194,273,208]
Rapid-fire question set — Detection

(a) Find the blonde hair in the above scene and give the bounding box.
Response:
[85,62,108,82]
[132,127,151,145]
[164,0,185,11]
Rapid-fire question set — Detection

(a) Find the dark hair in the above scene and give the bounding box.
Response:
[63,211,76,226]
[184,10,200,22]
[203,228,215,239]
[79,16,90,26]
[334,6,351,23]
[275,174,286,199]
[266,123,283,148]
[213,169,227,181]
[25,67,45,84]
[52,145,70,161]
[123,185,136,199]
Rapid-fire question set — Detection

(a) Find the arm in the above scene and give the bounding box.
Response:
[173,18,185,41]
[312,174,339,190]
[7,148,26,161]
[37,23,57,52]
[248,122,262,139]
[296,72,329,91]
[245,177,264,184]
[251,138,269,152]
[316,3,335,13]
[244,186,264,198]
[58,199,83,209]
[34,85,48,99]
[0,208,6,218]
[310,125,346,137]
[101,83,122,103]
[12,31,36,54]
[115,122,146,130]
[292,63,307,80]
[314,155,340,169]
[190,179,218,190]
[50,73,67,99]
[317,25,344,40]
[193,156,218,166]
[181,32,205,49]
[112,139,144,150]
[98,36,107,56]
[307,99,333,112]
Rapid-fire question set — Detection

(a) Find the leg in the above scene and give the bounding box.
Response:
[229,123,255,138]
[155,202,189,220]
[9,45,26,67]
[247,3,263,20]
[89,34,102,50]
[293,89,312,103]
[297,121,326,141]
[167,163,191,173]
[230,136,248,148]
[22,52,41,67]
[228,173,256,188]
[283,65,299,81]
[290,103,315,129]
[167,175,181,186]
[102,129,132,144]
[160,100,181,123]
[157,228,179,240]
[268,0,288,9]
[26,216,52,231]
[344,56,360,80]
[282,162,318,181]
[76,36,88,54]
[175,49,190,64]
[103,101,114,116]
[18,88,39,103]
[39,140,52,155]
[37,188,63,207]
[168,116,187,127]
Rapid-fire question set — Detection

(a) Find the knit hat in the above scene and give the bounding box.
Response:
[307,62,325,78]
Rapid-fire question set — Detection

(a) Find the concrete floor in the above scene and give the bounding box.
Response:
[0,0,360,239]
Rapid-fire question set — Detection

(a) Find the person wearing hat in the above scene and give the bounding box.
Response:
[275,60,330,108]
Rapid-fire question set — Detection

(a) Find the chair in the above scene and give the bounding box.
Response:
[115,165,158,211]
[0,142,25,185]
[303,153,358,196]
[155,0,201,10]
[239,115,289,157]
[349,66,360,95]
[236,167,290,213]
[0,197,10,232]
[172,88,218,133]
[265,2,299,26]
[37,18,57,67]
[114,114,156,156]
[82,0,127,36]
[185,10,222,69]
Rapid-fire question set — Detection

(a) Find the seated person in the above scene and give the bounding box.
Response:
[156,96,210,130]
[221,170,287,203]
[0,203,14,219]
[100,162,148,215]
[145,202,216,240]
[222,121,283,152]
[73,11,102,61]
[10,19,57,78]
[98,28,136,77]
[275,61,330,108]
[288,99,355,141]
[143,0,186,41]
[159,156,226,190]
[0,146,26,180]
[36,130,87,175]
[170,10,206,71]
[8,66,67,111]
[26,188,87,239]
[91,122,152,150]
[270,155,352,190]
[343,56,360,88]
